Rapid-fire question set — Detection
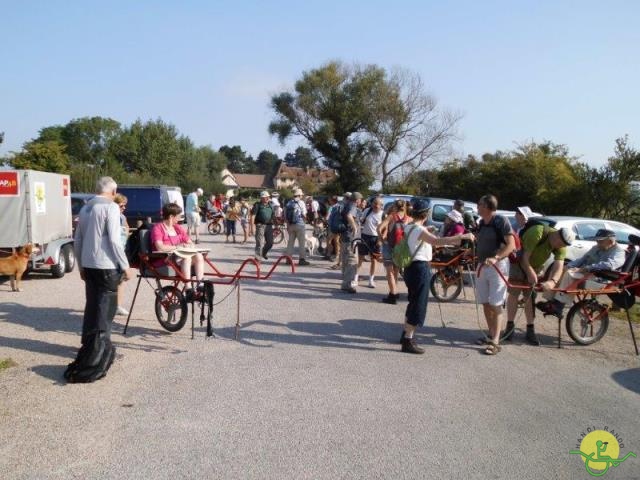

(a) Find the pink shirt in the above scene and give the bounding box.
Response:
[150,222,190,266]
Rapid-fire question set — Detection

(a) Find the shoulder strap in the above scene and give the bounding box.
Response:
[408,225,425,260]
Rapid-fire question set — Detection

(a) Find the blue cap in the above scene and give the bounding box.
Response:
[411,199,430,214]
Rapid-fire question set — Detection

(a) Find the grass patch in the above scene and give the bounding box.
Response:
[0,358,17,371]
[609,304,640,324]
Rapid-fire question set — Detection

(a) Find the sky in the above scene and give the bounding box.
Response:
[1,0,639,167]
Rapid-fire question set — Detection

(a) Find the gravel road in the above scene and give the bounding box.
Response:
[1,232,639,479]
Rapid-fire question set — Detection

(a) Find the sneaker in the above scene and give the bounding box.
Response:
[368,278,376,288]
[116,306,129,316]
[401,337,425,354]
[298,259,311,266]
[525,326,541,346]
[382,295,397,305]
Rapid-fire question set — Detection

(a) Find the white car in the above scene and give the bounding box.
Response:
[532,216,640,269]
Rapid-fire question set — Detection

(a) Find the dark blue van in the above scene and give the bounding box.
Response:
[117,185,184,225]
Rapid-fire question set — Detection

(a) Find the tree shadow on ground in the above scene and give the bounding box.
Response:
[210,318,488,354]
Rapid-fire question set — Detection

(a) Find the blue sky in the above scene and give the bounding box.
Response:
[1,0,639,167]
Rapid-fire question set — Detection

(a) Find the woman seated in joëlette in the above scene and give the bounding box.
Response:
[150,203,205,283]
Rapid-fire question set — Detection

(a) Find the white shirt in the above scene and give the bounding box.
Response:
[361,208,383,236]
[406,224,433,262]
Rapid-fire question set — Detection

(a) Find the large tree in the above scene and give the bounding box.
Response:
[283,146,318,169]
[269,61,383,192]
[256,150,281,176]
[367,69,461,189]
[218,145,257,174]
[9,140,71,173]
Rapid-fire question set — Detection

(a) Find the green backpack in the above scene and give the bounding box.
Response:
[392,225,424,269]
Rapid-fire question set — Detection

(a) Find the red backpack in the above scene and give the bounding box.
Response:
[387,215,408,248]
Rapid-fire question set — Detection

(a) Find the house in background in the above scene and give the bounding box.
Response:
[220,168,270,197]
[272,164,337,191]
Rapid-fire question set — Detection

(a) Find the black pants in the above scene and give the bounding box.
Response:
[82,268,121,345]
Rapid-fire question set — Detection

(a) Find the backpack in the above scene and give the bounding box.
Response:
[124,222,151,267]
[387,216,407,248]
[285,201,298,224]
[328,203,347,234]
[392,225,423,269]
[481,217,545,263]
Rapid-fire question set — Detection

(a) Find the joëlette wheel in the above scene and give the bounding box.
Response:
[154,285,188,332]
[429,269,463,302]
[566,299,609,345]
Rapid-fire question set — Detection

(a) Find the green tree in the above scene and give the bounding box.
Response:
[256,150,281,176]
[219,145,257,174]
[269,61,381,192]
[9,141,71,173]
[283,146,318,169]
[576,136,640,224]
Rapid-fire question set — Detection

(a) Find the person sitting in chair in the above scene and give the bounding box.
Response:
[536,229,626,318]
[150,203,205,285]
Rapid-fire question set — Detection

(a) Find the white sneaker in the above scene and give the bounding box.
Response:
[368,278,376,288]
[116,306,129,316]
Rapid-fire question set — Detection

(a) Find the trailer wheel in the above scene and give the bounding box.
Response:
[62,244,75,273]
[51,255,65,278]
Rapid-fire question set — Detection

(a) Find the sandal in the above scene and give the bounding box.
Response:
[483,341,502,355]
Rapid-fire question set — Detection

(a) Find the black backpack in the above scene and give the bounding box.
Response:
[124,222,151,267]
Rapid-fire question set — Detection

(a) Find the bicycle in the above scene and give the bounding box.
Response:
[206,212,224,235]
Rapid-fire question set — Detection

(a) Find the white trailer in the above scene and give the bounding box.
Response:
[0,169,75,277]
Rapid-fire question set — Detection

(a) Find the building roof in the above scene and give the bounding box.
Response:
[233,174,269,189]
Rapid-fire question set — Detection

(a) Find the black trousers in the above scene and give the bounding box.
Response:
[82,268,121,345]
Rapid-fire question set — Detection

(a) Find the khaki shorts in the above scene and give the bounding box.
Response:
[507,262,542,296]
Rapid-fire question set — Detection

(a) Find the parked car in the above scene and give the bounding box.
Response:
[496,209,542,232]
[71,193,95,234]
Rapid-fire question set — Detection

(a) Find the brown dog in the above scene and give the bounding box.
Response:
[0,244,33,291]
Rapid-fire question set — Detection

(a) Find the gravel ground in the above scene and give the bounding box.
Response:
[1,231,639,480]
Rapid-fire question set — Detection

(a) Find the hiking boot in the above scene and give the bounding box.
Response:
[525,326,541,346]
[298,259,311,266]
[502,321,515,341]
[401,337,425,354]
[382,295,397,305]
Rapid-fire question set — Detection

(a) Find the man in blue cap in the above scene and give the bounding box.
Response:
[536,228,626,318]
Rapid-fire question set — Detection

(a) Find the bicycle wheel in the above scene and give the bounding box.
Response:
[273,227,285,245]
[430,269,463,302]
[208,221,222,235]
[155,286,188,332]
[566,299,609,345]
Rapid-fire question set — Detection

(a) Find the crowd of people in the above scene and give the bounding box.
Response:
[67,177,628,384]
